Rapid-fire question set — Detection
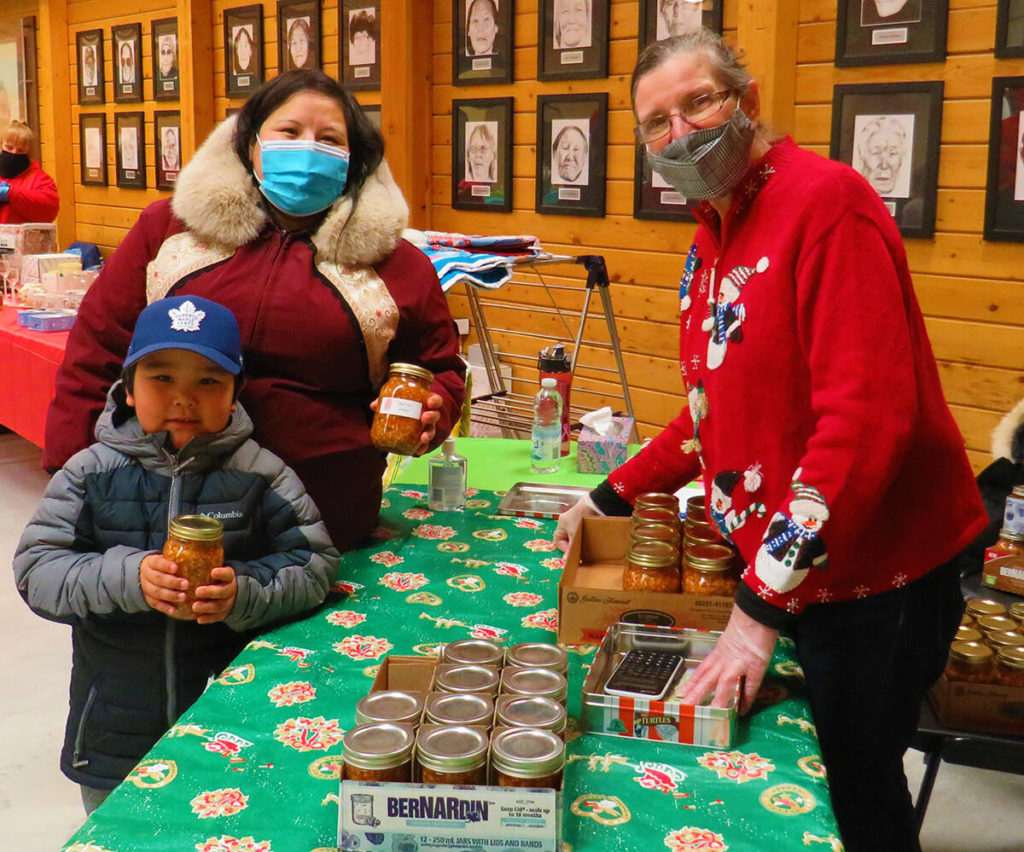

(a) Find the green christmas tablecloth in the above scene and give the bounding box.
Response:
[63,486,843,852]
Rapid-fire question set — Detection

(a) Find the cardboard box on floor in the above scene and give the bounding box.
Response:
[558,516,733,645]
[928,674,1024,737]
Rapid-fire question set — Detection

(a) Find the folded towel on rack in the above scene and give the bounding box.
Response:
[404,229,543,292]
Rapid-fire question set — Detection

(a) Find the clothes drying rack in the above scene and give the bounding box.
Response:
[462,252,637,441]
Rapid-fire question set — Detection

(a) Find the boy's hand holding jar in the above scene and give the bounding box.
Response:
[140,554,238,624]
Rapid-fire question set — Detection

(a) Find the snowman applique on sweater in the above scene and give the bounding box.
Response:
[754,474,830,594]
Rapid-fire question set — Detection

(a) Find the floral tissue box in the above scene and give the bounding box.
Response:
[576,416,633,474]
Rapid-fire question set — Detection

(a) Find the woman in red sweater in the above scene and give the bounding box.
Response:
[0,121,59,224]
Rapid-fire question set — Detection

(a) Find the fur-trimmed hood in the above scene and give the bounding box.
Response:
[171,116,409,267]
[992,398,1024,463]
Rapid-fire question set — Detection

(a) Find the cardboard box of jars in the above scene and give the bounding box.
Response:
[558,516,734,645]
[338,645,567,852]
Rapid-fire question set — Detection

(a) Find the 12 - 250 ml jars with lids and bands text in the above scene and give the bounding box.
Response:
[162,514,224,617]
[370,363,434,455]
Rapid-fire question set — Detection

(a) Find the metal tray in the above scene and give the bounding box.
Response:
[497,481,592,519]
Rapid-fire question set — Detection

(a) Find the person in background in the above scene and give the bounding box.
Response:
[43,70,465,553]
[0,120,59,225]
[554,30,985,852]
[15,295,339,815]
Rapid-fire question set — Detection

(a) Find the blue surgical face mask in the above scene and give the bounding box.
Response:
[256,139,350,217]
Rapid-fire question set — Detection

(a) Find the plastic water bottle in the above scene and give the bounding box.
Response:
[531,378,562,474]
[538,344,573,456]
[428,436,467,511]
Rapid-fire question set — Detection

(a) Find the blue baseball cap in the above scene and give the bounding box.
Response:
[124,296,244,375]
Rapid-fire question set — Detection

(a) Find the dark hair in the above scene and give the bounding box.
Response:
[349,10,377,41]
[121,364,244,401]
[232,70,385,207]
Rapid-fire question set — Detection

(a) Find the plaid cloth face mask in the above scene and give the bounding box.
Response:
[645,105,755,201]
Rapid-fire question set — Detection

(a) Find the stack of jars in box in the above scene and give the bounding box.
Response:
[622,492,741,598]
[944,598,1024,687]
[341,639,567,789]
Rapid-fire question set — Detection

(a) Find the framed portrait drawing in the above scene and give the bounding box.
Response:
[830,81,943,239]
[115,112,146,189]
[452,97,513,212]
[76,29,104,105]
[112,22,143,102]
[155,110,182,191]
[278,0,321,72]
[79,113,107,187]
[342,2,380,90]
[996,0,1024,58]
[633,145,697,221]
[983,76,1024,242]
[151,18,179,101]
[835,0,948,67]
[224,5,264,98]
[453,0,514,86]
[638,0,722,50]
[535,93,607,217]
[538,0,609,81]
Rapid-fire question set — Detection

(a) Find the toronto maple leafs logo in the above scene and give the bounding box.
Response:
[168,300,205,332]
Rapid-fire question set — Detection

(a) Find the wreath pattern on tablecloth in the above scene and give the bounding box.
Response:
[268,681,316,707]
[191,788,249,818]
[273,717,345,752]
[196,837,272,852]
[696,751,774,783]
[664,827,728,851]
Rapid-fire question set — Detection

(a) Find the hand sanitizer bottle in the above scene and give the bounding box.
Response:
[429,436,467,511]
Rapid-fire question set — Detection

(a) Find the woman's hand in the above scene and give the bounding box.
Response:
[553,494,602,552]
[369,393,445,456]
[192,566,238,625]
[677,605,777,715]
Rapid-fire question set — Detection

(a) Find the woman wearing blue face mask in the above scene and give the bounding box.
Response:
[554,30,984,852]
[44,70,466,552]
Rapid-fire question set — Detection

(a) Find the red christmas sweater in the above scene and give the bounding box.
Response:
[0,159,59,224]
[599,138,985,627]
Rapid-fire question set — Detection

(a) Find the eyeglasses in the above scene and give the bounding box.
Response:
[635,90,734,144]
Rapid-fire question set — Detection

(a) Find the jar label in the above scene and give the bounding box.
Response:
[1004,494,1024,536]
[380,397,423,420]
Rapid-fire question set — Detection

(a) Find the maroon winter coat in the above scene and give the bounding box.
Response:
[43,118,465,550]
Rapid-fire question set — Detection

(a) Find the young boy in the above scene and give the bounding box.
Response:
[14,295,339,814]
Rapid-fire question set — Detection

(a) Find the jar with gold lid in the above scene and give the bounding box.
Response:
[634,492,680,513]
[683,543,740,597]
[370,363,434,455]
[944,641,995,684]
[415,724,489,785]
[490,726,564,789]
[423,692,493,727]
[685,495,707,524]
[623,540,681,593]
[162,514,224,617]
[954,625,983,644]
[1011,601,1024,629]
[975,615,1019,638]
[995,646,1024,687]
[442,639,504,668]
[964,598,1006,620]
[631,505,680,530]
[683,522,724,550]
[986,630,1024,652]
[630,522,681,553]
[342,722,415,782]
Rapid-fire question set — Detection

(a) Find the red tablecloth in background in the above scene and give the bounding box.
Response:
[0,308,68,447]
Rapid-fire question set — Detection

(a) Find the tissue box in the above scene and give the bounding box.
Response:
[24,253,80,285]
[18,309,76,331]
[576,416,633,474]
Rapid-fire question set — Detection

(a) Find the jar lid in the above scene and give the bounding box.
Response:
[343,723,415,770]
[629,523,681,544]
[168,514,223,542]
[632,506,679,527]
[684,543,736,572]
[355,690,425,726]
[986,630,1024,649]
[948,640,995,664]
[490,727,565,778]
[634,492,680,512]
[998,528,1024,543]
[965,598,1006,618]
[500,666,567,701]
[387,362,434,383]
[442,639,505,667]
[415,725,488,773]
[683,524,723,545]
[996,646,1024,670]
[1010,602,1024,621]
[495,695,566,732]
[506,643,568,672]
[434,664,500,694]
[975,615,1018,635]
[954,626,982,644]
[424,692,494,726]
[626,540,678,568]
[685,494,706,514]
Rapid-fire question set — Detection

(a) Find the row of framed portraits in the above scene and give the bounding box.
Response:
[452,76,1024,243]
[79,112,181,191]
[76,20,179,104]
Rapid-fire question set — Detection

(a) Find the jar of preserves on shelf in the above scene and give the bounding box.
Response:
[975,615,1019,638]
[491,727,564,789]
[342,722,415,782]
[433,664,500,695]
[995,646,1024,688]
[354,690,425,727]
[162,514,224,617]
[964,598,1006,621]
[683,543,740,597]
[634,492,680,513]
[369,363,435,455]
[954,625,983,644]
[623,540,681,593]
[986,630,1024,653]
[944,641,996,684]
[500,666,568,704]
[424,692,494,728]
[442,639,505,668]
[494,695,567,737]
[415,724,489,785]
[506,642,568,675]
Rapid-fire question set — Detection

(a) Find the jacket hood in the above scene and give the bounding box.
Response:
[95,380,255,474]
[992,398,1024,464]
[171,116,409,267]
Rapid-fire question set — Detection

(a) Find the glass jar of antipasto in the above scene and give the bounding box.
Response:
[634,492,680,513]
[342,722,415,782]
[433,664,500,695]
[370,363,434,455]
[986,630,1024,653]
[944,641,995,684]
[415,724,489,785]
[623,540,681,593]
[490,726,564,789]
[685,495,707,524]
[355,690,425,727]
[506,642,568,675]
[442,639,505,668]
[975,615,1019,638]
[954,625,983,644]
[964,598,1006,621]
[631,505,680,530]
[683,543,740,597]
[683,521,724,550]
[163,514,224,616]
[500,666,568,704]
[995,646,1024,687]
[629,522,681,554]
[424,692,494,728]
[495,695,567,738]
